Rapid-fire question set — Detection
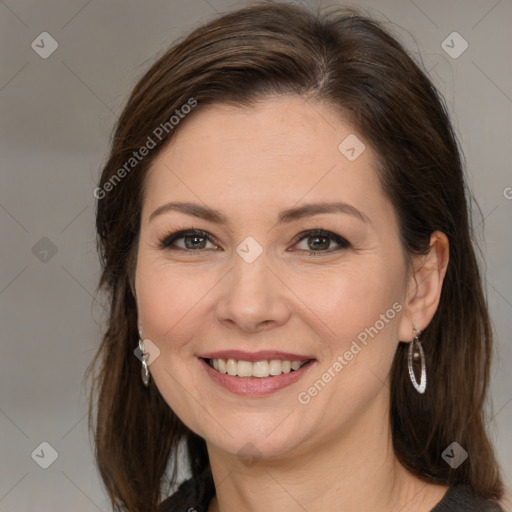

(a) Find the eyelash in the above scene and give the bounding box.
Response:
[157,227,351,257]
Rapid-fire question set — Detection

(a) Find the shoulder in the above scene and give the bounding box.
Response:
[430,485,504,512]
[157,467,215,512]
[157,478,504,512]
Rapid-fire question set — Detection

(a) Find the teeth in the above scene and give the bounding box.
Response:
[269,359,282,375]
[252,361,269,377]
[237,360,253,377]
[208,358,309,378]
[226,359,237,376]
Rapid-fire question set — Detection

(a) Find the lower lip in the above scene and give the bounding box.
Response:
[200,358,316,396]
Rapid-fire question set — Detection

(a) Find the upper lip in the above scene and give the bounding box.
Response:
[199,350,315,362]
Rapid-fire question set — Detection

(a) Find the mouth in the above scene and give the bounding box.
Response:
[199,355,316,396]
[203,357,312,378]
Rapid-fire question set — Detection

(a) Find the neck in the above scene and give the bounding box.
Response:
[205,389,447,512]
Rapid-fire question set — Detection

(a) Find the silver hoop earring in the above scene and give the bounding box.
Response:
[139,338,150,388]
[408,324,426,394]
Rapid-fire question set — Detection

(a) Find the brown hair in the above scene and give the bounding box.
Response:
[85,2,505,510]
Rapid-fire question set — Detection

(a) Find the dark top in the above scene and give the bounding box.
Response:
[157,466,504,512]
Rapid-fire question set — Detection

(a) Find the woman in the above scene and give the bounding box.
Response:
[86,2,507,511]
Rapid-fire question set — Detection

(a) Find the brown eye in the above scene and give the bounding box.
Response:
[292,229,350,256]
[159,230,216,251]
[158,228,350,257]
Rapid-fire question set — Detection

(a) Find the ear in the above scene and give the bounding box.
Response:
[398,231,450,341]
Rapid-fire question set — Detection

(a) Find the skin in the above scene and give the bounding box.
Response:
[134,95,450,512]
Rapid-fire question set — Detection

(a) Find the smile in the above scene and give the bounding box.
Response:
[206,358,309,378]
[199,357,316,396]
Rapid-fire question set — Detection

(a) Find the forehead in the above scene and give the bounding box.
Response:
[142,95,393,230]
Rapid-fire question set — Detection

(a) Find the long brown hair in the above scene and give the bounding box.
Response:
[85,2,505,510]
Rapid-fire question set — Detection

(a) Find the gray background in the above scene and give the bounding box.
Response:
[1,0,511,510]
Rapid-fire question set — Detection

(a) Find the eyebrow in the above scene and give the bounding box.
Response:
[149,201,371,226]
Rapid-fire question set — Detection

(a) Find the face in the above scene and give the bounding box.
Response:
[134,95,412,461]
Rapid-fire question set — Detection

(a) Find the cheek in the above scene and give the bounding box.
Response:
[136,251,404,349]
[295,268,403,420]
[293,257,402,335]
[135,256,198,352]
[300,260,405,400]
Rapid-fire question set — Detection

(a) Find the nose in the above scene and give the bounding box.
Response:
[215,244,291,334]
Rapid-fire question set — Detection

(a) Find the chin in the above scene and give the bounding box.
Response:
[200,417,311,463]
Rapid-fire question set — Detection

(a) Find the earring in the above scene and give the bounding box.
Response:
[408,324,426,394]
[139,338,151,388]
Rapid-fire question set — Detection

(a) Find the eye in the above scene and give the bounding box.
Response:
[158,227,351,256]
[159,229,217,251]
[291,229,351,256]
